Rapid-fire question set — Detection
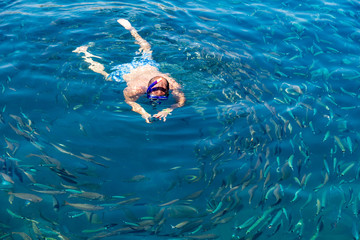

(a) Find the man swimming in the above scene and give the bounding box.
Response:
[73,19,185,123]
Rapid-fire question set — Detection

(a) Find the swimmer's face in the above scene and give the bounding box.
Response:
[147,76,170,100]
[149,84,168,96]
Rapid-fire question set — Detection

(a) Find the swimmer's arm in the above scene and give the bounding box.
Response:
[168,79,186,111]
[169,88,186,111]
[153,84,185,122]
[124,88,152,123]
[117,19,152,55]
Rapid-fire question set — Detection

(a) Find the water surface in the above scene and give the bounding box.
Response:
[1,0,360,239]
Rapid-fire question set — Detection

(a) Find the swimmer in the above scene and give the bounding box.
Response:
[73,19,185,123]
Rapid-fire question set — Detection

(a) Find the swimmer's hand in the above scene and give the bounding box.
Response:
[142,113,152,124]
[117,19,133,30]
[153,109,172,122]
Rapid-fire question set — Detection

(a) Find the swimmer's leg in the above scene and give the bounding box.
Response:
[117,19,153,59]
[73,46,110,80]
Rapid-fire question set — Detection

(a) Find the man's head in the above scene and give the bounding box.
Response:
[146,76,169,100]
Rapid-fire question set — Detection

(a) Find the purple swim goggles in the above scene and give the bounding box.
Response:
[146,80,169,100]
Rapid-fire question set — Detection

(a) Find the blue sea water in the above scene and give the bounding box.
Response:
[1,0,360,239]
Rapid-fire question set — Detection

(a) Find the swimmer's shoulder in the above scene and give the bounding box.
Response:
[166,76,182,90]
[124,85,147,97]
[125,66,159,79]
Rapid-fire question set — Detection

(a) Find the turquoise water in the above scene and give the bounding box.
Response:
[1,0,360,239]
